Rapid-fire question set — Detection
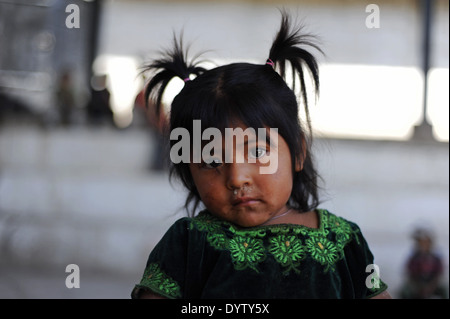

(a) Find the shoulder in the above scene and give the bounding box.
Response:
[319,209,363,242]
[318,209,375,261]
[159,216,193,238]
[161,211,226,242]
[319,209,375,266]
[320,209,360,229]
[150,216,199,252]
[319,210,389,298]
[190,210,227,230]
[169,216,193,230]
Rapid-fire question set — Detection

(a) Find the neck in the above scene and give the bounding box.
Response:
[262,207,293,225]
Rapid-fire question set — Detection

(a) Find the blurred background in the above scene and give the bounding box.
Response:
[0,0,448,299]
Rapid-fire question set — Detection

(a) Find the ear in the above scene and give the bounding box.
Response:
[294,137,308,172]
[294,155,304,172]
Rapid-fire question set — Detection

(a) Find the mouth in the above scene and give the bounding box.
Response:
[232,197,261,207]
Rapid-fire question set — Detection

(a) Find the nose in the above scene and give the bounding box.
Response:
[226,162,253,191]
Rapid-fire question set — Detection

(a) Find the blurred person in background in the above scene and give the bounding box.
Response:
[400,227,448,299]
[56,70,75,127]
[86,74,114,126]
[134,81,169,171]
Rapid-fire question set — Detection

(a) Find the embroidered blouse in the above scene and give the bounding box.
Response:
[131,209,388,299]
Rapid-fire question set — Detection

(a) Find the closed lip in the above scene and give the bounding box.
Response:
[232,197,260,206]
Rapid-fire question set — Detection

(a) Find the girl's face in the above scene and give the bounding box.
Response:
[189,123,297,227]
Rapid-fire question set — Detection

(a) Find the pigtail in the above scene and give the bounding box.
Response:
[268,11,322,131]
[143,33,206,116]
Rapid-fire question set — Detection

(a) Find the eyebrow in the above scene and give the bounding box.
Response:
[229,128,279,150]
[198,127,279,152]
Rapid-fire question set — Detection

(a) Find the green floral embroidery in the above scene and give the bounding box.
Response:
[191,214,228,249]
[230,227,267,238]
[327,213,356,248]
[306,235,339,272]
[141,263,181,298]
[206,232,228,249]
[269,235,305,274]
[266,225,292,235]
[229,236,266,272]
[191,213,222,233]
[190,209,360,275]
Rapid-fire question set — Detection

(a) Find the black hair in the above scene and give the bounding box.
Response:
[144,11,323,216]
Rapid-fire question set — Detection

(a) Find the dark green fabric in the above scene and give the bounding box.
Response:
[132,209,388,299]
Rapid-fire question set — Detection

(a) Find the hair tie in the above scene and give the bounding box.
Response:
[266,59,275,68]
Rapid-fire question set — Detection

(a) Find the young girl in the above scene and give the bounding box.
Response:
[132,12,390,299]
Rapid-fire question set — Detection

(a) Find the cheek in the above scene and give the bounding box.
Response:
[274,170,293,199]
[197,184,215,201]
[265,159,294,201]
[193,176,224,206]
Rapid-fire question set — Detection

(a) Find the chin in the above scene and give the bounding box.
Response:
[212,208,266,228]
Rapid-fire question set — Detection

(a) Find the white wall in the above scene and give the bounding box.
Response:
[97,0,449,140]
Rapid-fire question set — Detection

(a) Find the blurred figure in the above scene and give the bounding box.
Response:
[56,70,75,127]
[134,86,169,171]
[400,227,448,299]
[86,74,114,126]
